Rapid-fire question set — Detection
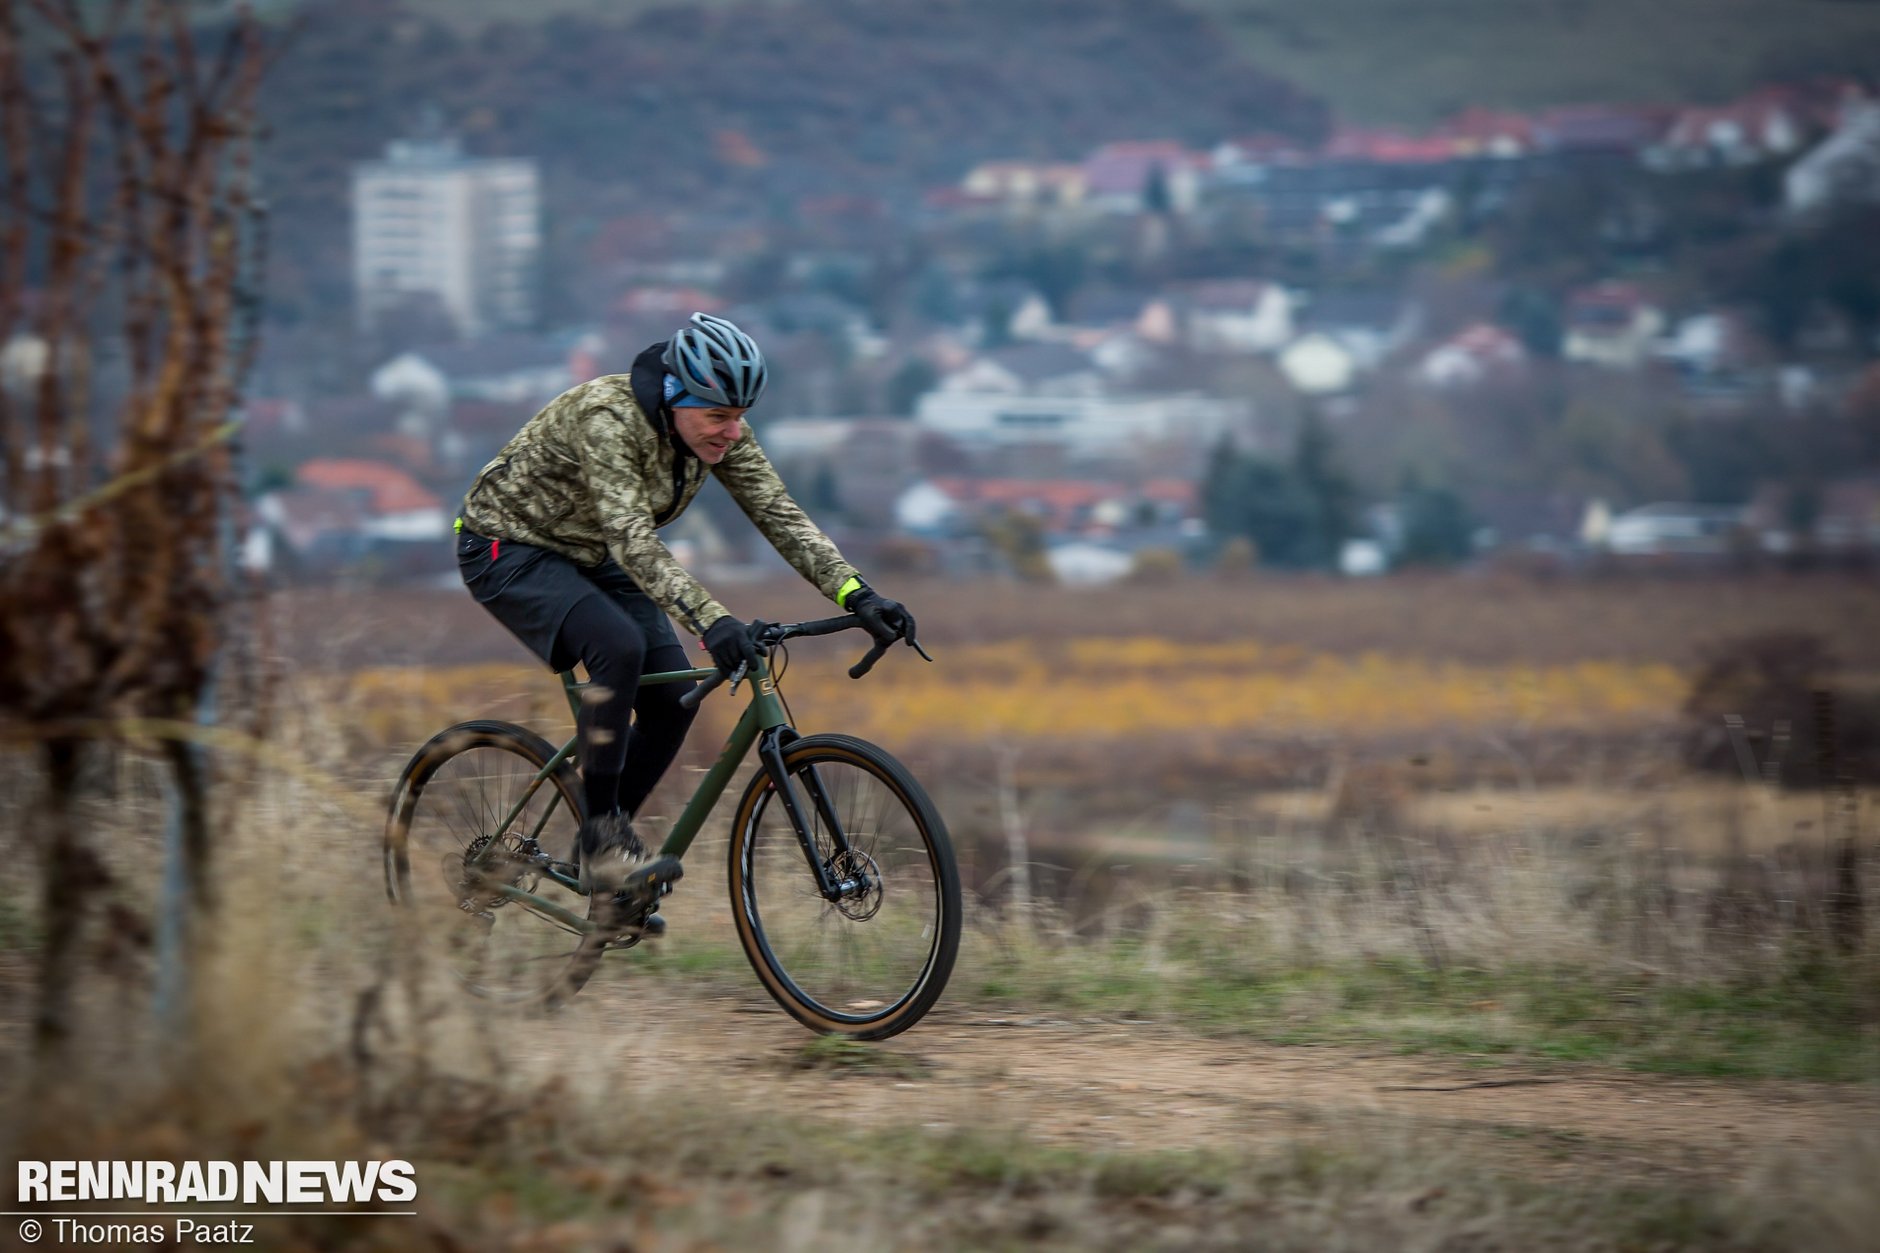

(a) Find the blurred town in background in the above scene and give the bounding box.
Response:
[13,0,1880,589]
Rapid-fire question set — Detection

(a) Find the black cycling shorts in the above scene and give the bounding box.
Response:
[457,526,682,673]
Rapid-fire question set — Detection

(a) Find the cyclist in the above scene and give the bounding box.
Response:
[454,312,916,925]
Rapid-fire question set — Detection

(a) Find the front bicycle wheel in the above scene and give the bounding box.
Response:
[728,733,961,1039]
[384,720,604,1007]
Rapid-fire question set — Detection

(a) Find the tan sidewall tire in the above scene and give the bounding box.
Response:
[383,720,602,1008]
[726,734,960,1039]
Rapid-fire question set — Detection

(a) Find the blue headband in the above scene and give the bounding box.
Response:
[663,373,717,408]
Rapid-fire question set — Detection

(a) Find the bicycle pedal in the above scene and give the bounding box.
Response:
[602,909,666,940]
[623,856,683,896]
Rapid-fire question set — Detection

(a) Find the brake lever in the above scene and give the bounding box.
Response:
[848,638,891,679]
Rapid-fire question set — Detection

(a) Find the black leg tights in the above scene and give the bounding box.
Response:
[615,644,699,818]
[558,594,646,821]
[556,596,698,822]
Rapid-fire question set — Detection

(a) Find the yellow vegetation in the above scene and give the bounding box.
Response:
[799,638,1686,745]
[335,638,1687,751]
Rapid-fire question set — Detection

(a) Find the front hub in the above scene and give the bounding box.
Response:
[825,849,883,920]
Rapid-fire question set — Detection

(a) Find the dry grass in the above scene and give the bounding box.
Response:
[4,573,1878,1247]
[2,720,1875,1247]
[0,733,1874,1248]
[1227,781,1877,858]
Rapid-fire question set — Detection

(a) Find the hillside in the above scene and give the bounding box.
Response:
[258,0,1323,318]
[1192,0,1880,123]
[270,0,1323,182]
[393,0,1880,126]
[242,0,1880,322]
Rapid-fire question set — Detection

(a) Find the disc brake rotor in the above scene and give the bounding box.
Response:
[827,848,883,921]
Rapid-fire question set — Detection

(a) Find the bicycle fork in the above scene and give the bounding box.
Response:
[757,728,871,903]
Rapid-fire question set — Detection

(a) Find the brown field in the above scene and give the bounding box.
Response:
[3,571,1876,1249]
[289,570,1876,897]
[277,570,1880,670]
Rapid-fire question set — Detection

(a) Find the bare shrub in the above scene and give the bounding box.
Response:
[1683,632,1880,785]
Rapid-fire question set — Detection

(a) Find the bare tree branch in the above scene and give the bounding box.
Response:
[0,2,273,1069]
[0,0,35,512]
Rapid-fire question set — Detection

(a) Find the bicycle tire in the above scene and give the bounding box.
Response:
[384,720,605,1008]
[727,733,961,1039]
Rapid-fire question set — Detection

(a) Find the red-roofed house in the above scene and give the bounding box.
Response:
[1563,282,1666,369]
[916,344,1247,453]
[960,160,1087,213]
[257,488,358,564]
[894,476,1198,537]
[1437,109,1536,159]
[1141,280,1295,353]
[1648,90,1807,169]
[1140,478,1199,511]
[1081,142,1210,214]
[253,458,451,576]
[1324,126,1457,165]
[297,458,439,514]
[1533,105,1671,155]
[1213,133,1311,169]
[295,458,448,539]
[1418,323,1528,388]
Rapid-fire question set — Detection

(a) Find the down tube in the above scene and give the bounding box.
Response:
[657,700,763,860]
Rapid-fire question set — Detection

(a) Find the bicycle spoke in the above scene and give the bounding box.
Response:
[743,749,946,1024]
[392,735,593,1006]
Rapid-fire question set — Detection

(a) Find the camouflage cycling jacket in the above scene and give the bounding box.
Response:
[458,358,858,636]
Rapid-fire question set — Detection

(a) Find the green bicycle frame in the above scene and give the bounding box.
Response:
[481,657,805,930]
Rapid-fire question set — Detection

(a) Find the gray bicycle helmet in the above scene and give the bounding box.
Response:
[661,312,768,408]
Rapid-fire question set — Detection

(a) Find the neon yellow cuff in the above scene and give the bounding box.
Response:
[835,576,865,609]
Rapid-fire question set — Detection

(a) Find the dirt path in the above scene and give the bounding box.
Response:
[573,986,1877,1185]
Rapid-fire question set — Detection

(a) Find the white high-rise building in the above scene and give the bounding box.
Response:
[353,135,539,337]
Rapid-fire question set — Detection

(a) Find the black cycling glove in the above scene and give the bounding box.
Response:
[702,615,762,678]
[845,585,917,647]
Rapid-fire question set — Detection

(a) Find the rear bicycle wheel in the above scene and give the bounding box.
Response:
[384,720,605,1007]
[727,733,961,1039]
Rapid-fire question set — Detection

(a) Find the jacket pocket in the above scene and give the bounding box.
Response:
[462,536,542,604]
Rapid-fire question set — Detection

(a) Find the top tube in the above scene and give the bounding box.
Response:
[559,667,716,721]
[556,615,874,719]
[641,666,719,687]
[559,667,716,694]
